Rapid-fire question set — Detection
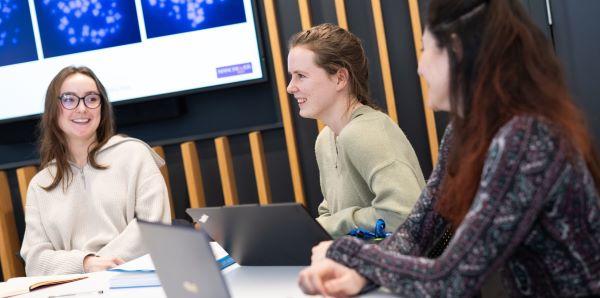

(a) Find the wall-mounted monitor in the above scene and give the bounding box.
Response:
[0,0,265,122]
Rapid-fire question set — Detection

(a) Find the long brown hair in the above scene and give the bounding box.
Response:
[39,66,115,191]
[288,23,377,109]
[428,0,600,228]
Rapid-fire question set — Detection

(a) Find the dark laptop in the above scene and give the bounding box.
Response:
[138,221,231,298]
[186,203,332,266]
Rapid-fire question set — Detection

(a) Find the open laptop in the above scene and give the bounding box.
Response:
[186,203,332,266]
[138,220,231,298]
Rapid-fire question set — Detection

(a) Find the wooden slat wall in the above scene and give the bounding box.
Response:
[331,0,401,125]
[297,0,312,30]
[249,132,272,205]
[180,141,207,209]
[334,0,349,30]
[0,171,25,279]
[408,0,439,164]
[152,146,175,219]
[263,0,307,206]
[16,166,36,209]
[371,0,398,123]
[214,137,239,206]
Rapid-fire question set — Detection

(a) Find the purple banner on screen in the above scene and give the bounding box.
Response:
[216,62,253,78]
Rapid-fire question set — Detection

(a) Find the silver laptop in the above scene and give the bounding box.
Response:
[138,220,230,298]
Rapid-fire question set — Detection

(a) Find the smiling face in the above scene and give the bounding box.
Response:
[57,73,102,146]
[418,29,451,112]
[286,46,342,120]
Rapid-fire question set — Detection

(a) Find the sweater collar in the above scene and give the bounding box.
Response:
[350,105,373,120]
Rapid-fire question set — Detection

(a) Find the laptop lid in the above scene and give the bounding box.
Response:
[138,221,231,298]
[186,203,332,266]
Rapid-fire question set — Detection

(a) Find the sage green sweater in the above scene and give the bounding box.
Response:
[315,106,425,238]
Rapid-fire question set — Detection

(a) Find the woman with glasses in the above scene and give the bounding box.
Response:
[20,66,171,276]
[298,0,600,296]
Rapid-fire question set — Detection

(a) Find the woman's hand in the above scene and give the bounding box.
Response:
[193,222,202,230]
[83,255,125,272]
[311,240,333,264]
[298,258,368,297]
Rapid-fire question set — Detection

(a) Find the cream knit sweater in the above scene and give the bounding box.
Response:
[20,135,171,276]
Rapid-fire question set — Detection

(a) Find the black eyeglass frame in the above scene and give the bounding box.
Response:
[58,92,103,110]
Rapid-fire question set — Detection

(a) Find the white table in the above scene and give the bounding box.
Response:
[16,266,396,297]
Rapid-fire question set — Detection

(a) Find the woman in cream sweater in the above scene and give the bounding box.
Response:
[20,66,171,276]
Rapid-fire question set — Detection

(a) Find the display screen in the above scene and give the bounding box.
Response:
[0,0,264,122]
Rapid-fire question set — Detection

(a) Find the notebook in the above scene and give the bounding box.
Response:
[186,203,332,265]
[108,272,161,289]
[0,274,87,298]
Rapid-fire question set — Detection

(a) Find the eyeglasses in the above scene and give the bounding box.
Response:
[58,92,102,110]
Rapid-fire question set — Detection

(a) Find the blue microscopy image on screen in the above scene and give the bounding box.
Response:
[142,0,246,39]
[0,0,38,67]
[34,0,141,58]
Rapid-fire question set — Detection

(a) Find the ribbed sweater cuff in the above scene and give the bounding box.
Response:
[39,250,89,274]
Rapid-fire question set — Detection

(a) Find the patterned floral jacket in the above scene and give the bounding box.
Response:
[327,116,600,297]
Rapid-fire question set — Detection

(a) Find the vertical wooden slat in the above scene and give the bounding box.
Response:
[371,0,398,123]
[214,137,239,206]
[408,0,439,165]
[263,0,307,206]
[334,0,349,30]
[249,132,273,205]
[180,142,207,209]
[298,0,312,31]
[152,146,175,219]
[0,171,25,279]
[16,166,36,209]
[316,120,326,132]
[297,0,326,132]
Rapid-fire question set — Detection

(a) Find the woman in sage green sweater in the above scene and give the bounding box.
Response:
[287,24,426,238]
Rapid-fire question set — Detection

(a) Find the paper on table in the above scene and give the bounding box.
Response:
[210,242,239,273]
[109,254,154,272]
[109,241,237,273]
[210,242,228,260]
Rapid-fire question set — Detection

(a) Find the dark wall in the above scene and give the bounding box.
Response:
[550,0,600,142]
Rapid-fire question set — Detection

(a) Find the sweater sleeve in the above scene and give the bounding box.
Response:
[315,129,333,220]
[376,125,453,256]
[316,159,423,238]
[326,118,565,296]
[317,121,441,239]
[96,149,171,261]
[20,185,91,276]
[317,198,332,218]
